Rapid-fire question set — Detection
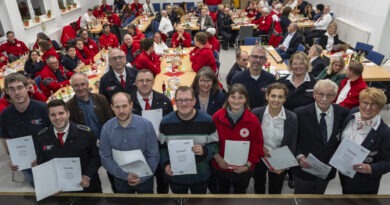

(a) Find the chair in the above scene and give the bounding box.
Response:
[244,37,261,45]
[355,42,374,55]
[297,43,305,52]
[187,2,195,11]
[235,26,254,48]
[366,50,385,65]
[152,3,161,12]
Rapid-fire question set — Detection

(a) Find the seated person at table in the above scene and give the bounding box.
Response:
[60,22,80,47]
[172,25,192,48]
[245,1,258,18]
[40,56,73,97]
[32,32,60,51]
[198,8,215,31]
[93,5,105,18]
[190,32,217,73]
[275,23,303,60]
[252,8,273,36]
[312,4,324,21]
[316,56,346,86]
[166,4,180,28]
[24,50,44,77]
[80,9,97,29]
[191,67,225,116]
[206,28,220,52]
[61,45,84,72]
[100,0,112,12]
[127,24,145,44]
[305,5,332,46]
[0,53,8,70]
[0,31,29,63]
[135,38,161,75]
[217,6,236,50]
[105,10,122,42]
[280,7,292,35]
[79,29,100,57]
[296,0,308,14]
[114,0,126,13]
[318,23,347,52]
[335,61,367,109]
[158,10,174,43]
[120,34,140,65]
[308,44,326,77]
[303,3,315,20]
[153,32,168,56]
[39,40,60,63]
[99,24,119,49]
[75,38,94,65]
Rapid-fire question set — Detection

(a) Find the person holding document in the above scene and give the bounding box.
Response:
[212,84,264,194]
[291,79,348,194]
[159,86,219,194]
[35,99,102,193]
[100,92,159,193]
[252,83,298,194]
[339,88,390,194]
[1,73,50,187]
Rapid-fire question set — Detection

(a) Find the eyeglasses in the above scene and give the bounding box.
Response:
[315,92,335,99]
[361,101,379,109]
[199,79,212,84]
[175,98,193,104]
[250,55,267,60]
[110,56,125,61]
[7,86,26,93]
[137,79,153,84]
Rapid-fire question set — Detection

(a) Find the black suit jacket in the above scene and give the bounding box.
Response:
[340,108,390,194]
[35,122,102,193]
[131,90,173,117]
[281,31,304,54]
[291,103,349,181]
[310,57,326,77]
[318,34,340,50]
[251,106,298,154]
[226,63,245,86]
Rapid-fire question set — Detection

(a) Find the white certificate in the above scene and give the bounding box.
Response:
[33,157,82,201]
[112,149,153,177]
[329,138,370,178]
[302,153,332,180]
[142,109,163,135]
[224,140,250,166]
[6,136,36,170]
[262,146,298,170]
[168,139,197,175]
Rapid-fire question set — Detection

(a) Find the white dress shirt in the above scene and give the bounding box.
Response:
[80,13,96,29]
[154,42,168,56]
[55,122,70,143]
[281,31,296,49]
[287,72,311,87]
[315,103,334,142]
[159,17,174,35]
[341,112,381,145]
[262,105,286,150]
[314,13,332,30]
[137,91,153,110]
[114,70,126,84]
[325,32,336,50]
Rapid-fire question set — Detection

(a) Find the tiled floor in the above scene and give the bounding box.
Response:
[0,46,389,194]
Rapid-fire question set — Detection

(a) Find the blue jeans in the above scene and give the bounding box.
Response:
[275,47,291,60]
[22,169,34,188]
[169,180,208,194]
[114,176,154,193]
[121,15,136,27]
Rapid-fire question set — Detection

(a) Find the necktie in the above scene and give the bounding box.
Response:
[143,98,151,110]
[57,132,65,146]
[320,113,327,144]
[317,14,324,23]
[119,74,126,88]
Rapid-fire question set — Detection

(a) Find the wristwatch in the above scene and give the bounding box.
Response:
[244,163,250,169]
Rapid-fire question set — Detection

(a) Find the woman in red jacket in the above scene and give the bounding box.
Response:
[190,32,217,73]
[212,83,264,194]
[135,38,161,75]
[75,38,94,65]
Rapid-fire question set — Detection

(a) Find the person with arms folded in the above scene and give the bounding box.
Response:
[252,83,298,194]
[79,29,100,57]
[172,25,192,48]
[120,34,140,65]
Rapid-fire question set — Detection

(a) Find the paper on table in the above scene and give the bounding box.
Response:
[262,146,298,170]
[302,153,332,180]
[142,109,163,135]
[168,139,197,175]
[6,135,36,170]
[112,149,153,177]
[224,140,250,166]
[329,138,370,178]
[54,158,83,192]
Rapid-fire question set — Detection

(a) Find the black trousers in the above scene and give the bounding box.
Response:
[215,169,253,194]
[253,161,287,194]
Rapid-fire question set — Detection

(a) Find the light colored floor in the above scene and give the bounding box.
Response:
[1,46,390,194]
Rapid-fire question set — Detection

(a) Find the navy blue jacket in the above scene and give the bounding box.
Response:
[310,57,326,77]
[194,90,225,116]
[226,63,245,87]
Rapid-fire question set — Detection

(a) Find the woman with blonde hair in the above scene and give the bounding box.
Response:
[316,56,346,86]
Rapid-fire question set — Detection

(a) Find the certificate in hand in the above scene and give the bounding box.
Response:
[112,149,153,177]
[302,153,332,180]
[262,146,298,170]
[142,109,163,135]
[6,136,36,170]
[32,157,82,201]
[329,138,370,178]
[224,140,250,166]
[168,139,197,175]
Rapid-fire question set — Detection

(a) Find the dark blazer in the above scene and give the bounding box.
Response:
[226,63,245,87]
[280,15,291,35]
[198,15,215,30]
[318,34,340,50]
[252,106,298,154]
[281,31,304,54]
[131,90,173,117]
[310,57,326,77]
[194,90,225,116]
[340,108,390,194]
[291,103,349,181]
[35,122,102,193]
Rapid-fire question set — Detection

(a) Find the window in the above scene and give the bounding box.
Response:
[58,0,78,10]
[17,0,47,19]
[0,21,4,38]
[31,0,47,15]
[17,1,31,19]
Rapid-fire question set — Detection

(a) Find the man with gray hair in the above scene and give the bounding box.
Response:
[276,22,304,60]
[291,79,348,194]
[252,7,272,36]
[40,55,73,97]
[308,44,326,77]
[158,10,174,42]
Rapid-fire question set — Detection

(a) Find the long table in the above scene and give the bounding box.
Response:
[132,15,155,32]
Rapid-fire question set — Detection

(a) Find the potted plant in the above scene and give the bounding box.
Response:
[35,15,40,23]
[34,9,41,22]
[67,3,72,10]
[60,4,66,13]
[72,2,77,8]
[23,18,30,27]
[47,9,51,18]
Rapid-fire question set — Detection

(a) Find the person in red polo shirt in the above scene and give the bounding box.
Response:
[135,38,161,76]
[120,34,140,65]
[172,25,192,48]
[75,38,94,65]
[78,29,100,56]
[127,24,145,44]
[0,31,29,63]
[39,40,60,64]
[100,0,112,12]
[40,56,74,97]
[99,24,119,49]
[190,32,217,73]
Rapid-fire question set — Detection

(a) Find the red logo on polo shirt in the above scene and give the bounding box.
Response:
[240,128,250,138]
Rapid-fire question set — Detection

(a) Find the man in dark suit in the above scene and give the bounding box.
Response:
[35,99,102,193]
[292,79,349,194]
[308,44,326,77]
[217,7,236,50]
[226,50,249,87]
[198,8,215,31]
[276,23,304,60]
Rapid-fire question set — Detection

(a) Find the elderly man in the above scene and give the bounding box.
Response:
[172,25,192,48]
[231,46,276,108]
[0,31,29,62]
[120,34,140,65]
[226,50,249,87]
[80,9,96,29]
[99,23,119,49]
[158,10,174,42]
[292,79,348,194]
[127,24,145,44]
[308,44,326,77]
[99,48,138,103]
[100,92,159,193]
[198,8,215,31]
[252,7,273,36]
[276,23,304,60]
[40,55,73,97]
[217,6,236,50]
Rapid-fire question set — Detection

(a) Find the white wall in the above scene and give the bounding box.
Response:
[310,0,390,58]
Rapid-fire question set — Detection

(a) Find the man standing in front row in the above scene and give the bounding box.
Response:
[35,99,102,193]
[100,92,159,193]
[159,86,219,194]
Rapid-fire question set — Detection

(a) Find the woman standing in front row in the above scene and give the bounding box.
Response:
[252,83,298,194]
[212,84,264,193]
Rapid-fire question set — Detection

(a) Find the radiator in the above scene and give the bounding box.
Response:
[334,17,371,46]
